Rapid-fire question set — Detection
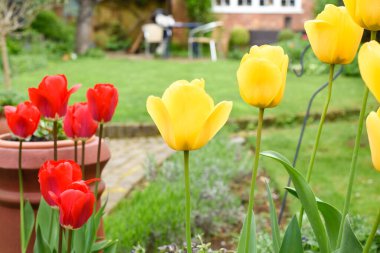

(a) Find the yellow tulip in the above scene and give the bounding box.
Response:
[366,108,380,171]
[344,0,380,31]
[146,79,233,151]
[236,45,289,108]
[304,4,363,65]
[359,41,380,102]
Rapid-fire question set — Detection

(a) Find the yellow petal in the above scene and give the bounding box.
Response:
[249,45,286,70]
[268,55,289,107]
[146,96,176,149]
[190,78,205,89]
[359,41,380,103]
[191,101,233,150]
[366,111,380,171]
[162,80,214,150]
[237,58,282,108]
[345,0,380,31]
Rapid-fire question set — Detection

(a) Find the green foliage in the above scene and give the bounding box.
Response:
[277,29,296,42]
[314,0,340,15]
[279,216,303,253]
[9,54,48,75]
[230,27,250,47]
[105,137,246,252]
[237,211,257,253]
[343,54,360,77]
[185,0,212,22]
[6,36,23,55]
[0,90,25,114]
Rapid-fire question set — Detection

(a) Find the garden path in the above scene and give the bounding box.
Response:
[101,137,174,213]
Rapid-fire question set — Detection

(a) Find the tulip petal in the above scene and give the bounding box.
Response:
[366,111,380,171]
[268,55,289,108]
[192,101,233,150]
[162,82,214,150]
[359,41,380,103]
[146,96,176,149]
[248,45,287,70]
[237,58,282,108]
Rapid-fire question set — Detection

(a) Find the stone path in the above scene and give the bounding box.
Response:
[101,137,175,213]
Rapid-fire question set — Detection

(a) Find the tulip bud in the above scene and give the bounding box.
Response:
[304,4,363,65]
[147,79,232,151]
[38,160,82,207]
[358,41,380,103]
[344,0,380,31]
[366,108,380,171]
[236,45,289,108]
[4,101,40,139]
[28,74,81,119]
[63,102,98,140]
[87,84,119,123]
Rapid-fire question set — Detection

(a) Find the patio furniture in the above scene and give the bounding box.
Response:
[188,21,223,61]
[142,23,164,56]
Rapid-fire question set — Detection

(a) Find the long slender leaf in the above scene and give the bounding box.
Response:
[35,198,59,251]
[279,216,303,253]
[265,181,281,253]
[237,211,257,253]
[285,187,342,250]
[91,239,119,252]
[261,151,331,253]
[337,216,362,253]
[24,201,35,253]
[34,226,51,253]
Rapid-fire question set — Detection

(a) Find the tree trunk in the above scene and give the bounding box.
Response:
[0,33,11,89]
[75,0,97,55]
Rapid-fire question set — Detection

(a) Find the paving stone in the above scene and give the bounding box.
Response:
[101,137,174,213]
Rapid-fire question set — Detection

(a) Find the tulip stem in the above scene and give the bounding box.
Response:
[371,31,377,41]
[363,207,380,253]
[183,150,192,253]
[245,107,264,253]
[74,140,78,163]
[94,122,103,208]
[336,87,369,247]
[81,140,85,178]
[18,140,25,253]
[53,120,58,161]
[67,229,73,253]
[299,64,335,227]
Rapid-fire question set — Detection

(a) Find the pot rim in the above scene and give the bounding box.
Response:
[0,134,96,149]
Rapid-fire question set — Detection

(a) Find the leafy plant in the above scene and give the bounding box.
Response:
[185,0,212,22]
[0,90,25,115]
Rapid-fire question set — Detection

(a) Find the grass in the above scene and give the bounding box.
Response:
[8,57,377,123]
[255,119,380,221]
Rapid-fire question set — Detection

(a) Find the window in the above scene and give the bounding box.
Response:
[212,0,302,13]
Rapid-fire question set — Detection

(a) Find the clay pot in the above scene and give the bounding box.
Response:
[0,134,111,253]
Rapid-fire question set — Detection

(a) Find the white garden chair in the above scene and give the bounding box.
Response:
[142,23,164,56]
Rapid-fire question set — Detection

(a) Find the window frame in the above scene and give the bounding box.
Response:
[212,0,303,14]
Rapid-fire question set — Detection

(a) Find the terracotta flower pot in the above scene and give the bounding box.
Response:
[0,116,9,135]
[0,134,111,253]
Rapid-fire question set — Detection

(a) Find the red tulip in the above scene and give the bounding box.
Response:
[28,74,81,119]
[4,101,40,139]
[63,102,98,139]
[38,160,82,207]
[53,181,95,229]
[87,84,118,122]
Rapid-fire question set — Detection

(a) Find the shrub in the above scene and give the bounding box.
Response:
[277,29,296,42]
[229,26,250,47]
[314,0,340,15]
[343,53,360,77]
[185,0,212,22]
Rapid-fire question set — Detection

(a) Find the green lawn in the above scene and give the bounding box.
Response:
[9,57,377,123]
[257,119,380,221]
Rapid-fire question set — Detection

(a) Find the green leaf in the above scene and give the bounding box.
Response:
[103,241,118,253]
[337,216,362,253]
[237,210,257,253]
[35,198,59,251]
[34,226,51,253]
[23,201,35,253]
[285,187,342,250]
[91,240,119,252]
[261,151,331,253]
[265,181,281,253]
[279,216,303,253]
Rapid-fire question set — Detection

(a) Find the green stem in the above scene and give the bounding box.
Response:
[244,108,265,253]
[66,229,73,253]
[53,120,58,161]
[81,140,85,178]
[18,140,25,253]
[299,64,335,227]
[58,223,63,253]
[337,88,369,246]
[74,140,78,163]
[94,122,103,207]
[363,207,380,253]
[184,150,192,253]
[371,31,377,41]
